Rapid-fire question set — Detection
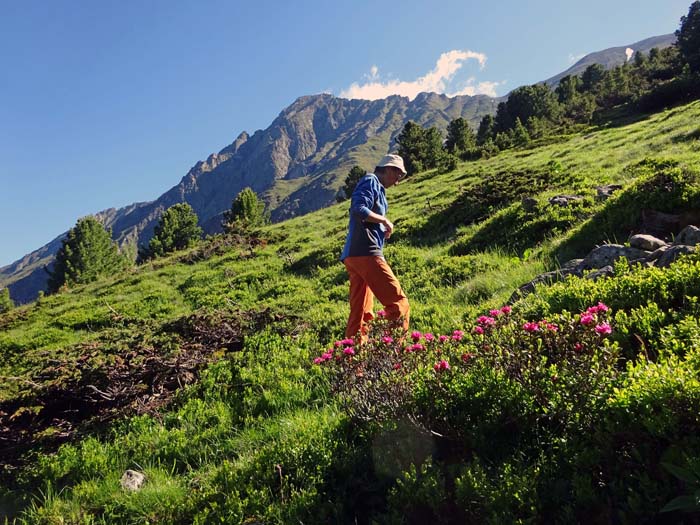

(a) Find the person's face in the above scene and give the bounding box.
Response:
[386,167,402,187]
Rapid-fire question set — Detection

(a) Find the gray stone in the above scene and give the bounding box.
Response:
[509,268,579,302]
[645,245,670,262]
[674,225,700,246]
[596,185,622,200]
[629,234,667,251]
[581,244,651,270]
[549,195,583,207]
[521,197,538,212]
[584,265,614,281]
[120,470,146,491]
[562,258,585,270]
[656,245,697,268]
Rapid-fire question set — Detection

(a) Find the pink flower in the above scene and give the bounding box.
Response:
[596,302,609,312]
[381,336,394,344]
[523,321,540,332]
[580,313,595,325]
[500,305,512,315]
[343,347,355,356]
[377,309,387,317]
[461,353,474,362]
[341,338,355,346]
[393,362,401,370]
[433,360,451,372]
[424,333,435,342]
[313,357,324,365]
[477,316,496,327]
[452,333,463,341]
[438,335,449,343]
[322,352,333,360]
[574,343,583,352]
[411,343,425,351]
[411,331,422,341]
[472,326,485,335]
[334,340,342,347]
[594,322,612,335]
[489,309,502,317]
[545,323,558,332]
[453,330,464,337]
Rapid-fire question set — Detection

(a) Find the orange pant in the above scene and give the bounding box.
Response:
[343,256,410,340]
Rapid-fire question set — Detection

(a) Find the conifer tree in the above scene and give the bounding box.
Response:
[396,121,427,175]
[339,166,367,201]
[512,118,531,147]
[146,203,202,258]
[676,1,700,73]
[476,114,496,145]
[445,117,477,154]
[223,188,268,233]
[48,216,128,293]
[0,288,13,313]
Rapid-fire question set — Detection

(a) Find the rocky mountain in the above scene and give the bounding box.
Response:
[544,33,676,86]
[0,33,679,304]
[1,92,499,304]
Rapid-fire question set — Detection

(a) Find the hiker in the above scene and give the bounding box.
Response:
[340,154,410,341]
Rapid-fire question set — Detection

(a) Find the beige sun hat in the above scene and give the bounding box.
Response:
[376,154,407,177]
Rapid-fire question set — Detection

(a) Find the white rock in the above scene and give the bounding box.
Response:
[120,470,146,491]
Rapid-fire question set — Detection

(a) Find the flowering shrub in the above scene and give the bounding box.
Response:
[314,303,619,435]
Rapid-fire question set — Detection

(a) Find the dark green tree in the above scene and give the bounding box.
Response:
[494,102,514,133]
[146,203,202,258]
[633,50,647,68]
[445,117,476,154]
[223,187,268,233]
[581,64,606,93]
[423,126,446,169]
[339,166,367,201]
[476,114,496,145]
[0,288,13,313]
[48,216,128,293]
[505,84,561,127]
[396,121,428,175]
[676,1,700,73]
[512,118,531,147]
[555,75,581,105]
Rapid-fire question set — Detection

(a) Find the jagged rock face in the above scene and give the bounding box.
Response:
[2,92,499,303]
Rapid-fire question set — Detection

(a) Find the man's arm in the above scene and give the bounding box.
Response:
[349,177,393,238]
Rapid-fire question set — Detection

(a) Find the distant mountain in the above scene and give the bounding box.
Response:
[0,32,680,304]
[1,92,499,304]
[543,34,676,86]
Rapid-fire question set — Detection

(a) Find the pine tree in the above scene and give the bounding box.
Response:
[0,288,13,313]
[445,117,476,154]
[512,118,531,147]
[423,127,446,169]
[339,166,367,201]
[476,114,496,145]
[396,121,428,176]
[223,188,268,233]
[48,216,128,293]
[146,203,203,258]
[676,1,700,73]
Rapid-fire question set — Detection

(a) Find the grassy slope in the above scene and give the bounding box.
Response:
[1,101,700,522]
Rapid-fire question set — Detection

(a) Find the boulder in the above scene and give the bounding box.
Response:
[549,195,583,207]
[596,185,622,200]
[656,245,697,268]
[674,225,700,246]
[562,258,585,270]
[581,244,651,270]
[509,268,579,302]
[629,234,667,251]
[121,470,146,491]
[521,197,538,212]
[645,245,670,262]
[584,265,614,281]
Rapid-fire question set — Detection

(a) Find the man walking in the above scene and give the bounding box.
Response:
[340,154,410,341]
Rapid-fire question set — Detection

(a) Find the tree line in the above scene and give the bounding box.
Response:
[336,0,700,187]
[45,188,268,295]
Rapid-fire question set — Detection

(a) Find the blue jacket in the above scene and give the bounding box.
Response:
[340,173,388,261]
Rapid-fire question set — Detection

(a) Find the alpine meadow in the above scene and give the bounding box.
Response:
[3,3,700,524]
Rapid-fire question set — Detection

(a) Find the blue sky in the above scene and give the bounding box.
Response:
[0,0,692,267]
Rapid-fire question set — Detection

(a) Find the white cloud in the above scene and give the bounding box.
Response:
[625,47,634,62]
[339,50,499,101]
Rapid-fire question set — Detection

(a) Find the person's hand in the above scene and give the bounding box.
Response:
[383,218,394,239]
